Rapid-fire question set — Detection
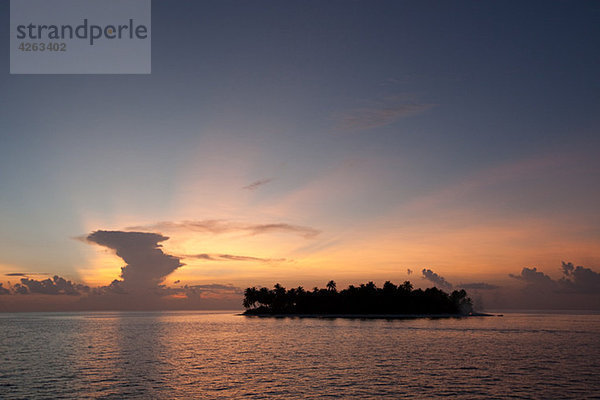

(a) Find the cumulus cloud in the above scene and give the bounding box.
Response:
[0,283,9,295]
[187,253,286,263]
[82,230,246,308]
[243,178,273,191]
[87,230,183,292]
[500,262,600,310]
[12,276,89,296]
[559,261,600,294]
[0,229,245,309]
[508,262,600,295]
[509,267,556,287]
[93,279,127,295]
[421,268,453,289]
[126,220,320,239]
[458,282,499,290]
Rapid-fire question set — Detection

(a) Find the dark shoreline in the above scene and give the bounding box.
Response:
[241,312,497,319]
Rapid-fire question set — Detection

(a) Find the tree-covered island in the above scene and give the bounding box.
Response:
[243,280,476,317]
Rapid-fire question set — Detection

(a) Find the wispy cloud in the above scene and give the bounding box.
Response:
[187,253,287,263]
[400,151,577,214]
[334,97,434,132]
[126,220,320,239]
[243,178,273,191]
[182,283,243,296]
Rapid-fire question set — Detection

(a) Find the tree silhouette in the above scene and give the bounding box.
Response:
[243,281,474,316]
[326,280,337,292]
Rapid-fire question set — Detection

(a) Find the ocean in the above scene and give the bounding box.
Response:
[1,311,599,399]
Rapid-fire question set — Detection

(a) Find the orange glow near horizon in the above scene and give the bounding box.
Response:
[66,188,600,291]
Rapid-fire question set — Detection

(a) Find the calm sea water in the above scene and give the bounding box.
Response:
[1,311,599,399]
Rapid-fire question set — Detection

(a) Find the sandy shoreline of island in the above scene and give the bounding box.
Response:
[240,312,497,319]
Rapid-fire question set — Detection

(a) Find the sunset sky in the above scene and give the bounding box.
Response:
[1,1,599,311]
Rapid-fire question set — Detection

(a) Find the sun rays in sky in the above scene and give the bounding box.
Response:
[1,1,599,310]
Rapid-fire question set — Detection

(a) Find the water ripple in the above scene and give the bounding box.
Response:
[0,312,599,399]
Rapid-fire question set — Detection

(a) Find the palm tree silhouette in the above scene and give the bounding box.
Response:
[326,280,337,292]
[242,280,473,316]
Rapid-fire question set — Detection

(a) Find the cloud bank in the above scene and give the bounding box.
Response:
[0,283,9,295]
[510,262,600,294]
[11,276,90,296]
[560,262,600,294]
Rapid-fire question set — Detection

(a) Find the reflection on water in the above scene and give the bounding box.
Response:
[1,311,599,399]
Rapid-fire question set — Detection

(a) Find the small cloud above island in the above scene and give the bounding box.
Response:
[421,268,453,290]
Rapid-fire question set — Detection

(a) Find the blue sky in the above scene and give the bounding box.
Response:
[1,1,599,310]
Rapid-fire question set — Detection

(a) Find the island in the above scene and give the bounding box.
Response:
[242,280,486,318]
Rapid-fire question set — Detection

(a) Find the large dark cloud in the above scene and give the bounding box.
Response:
[87,230,183,292]
[11,276,89,296]
[2,230,244,310]
[125,219,320,239]
[421,268,452,289]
